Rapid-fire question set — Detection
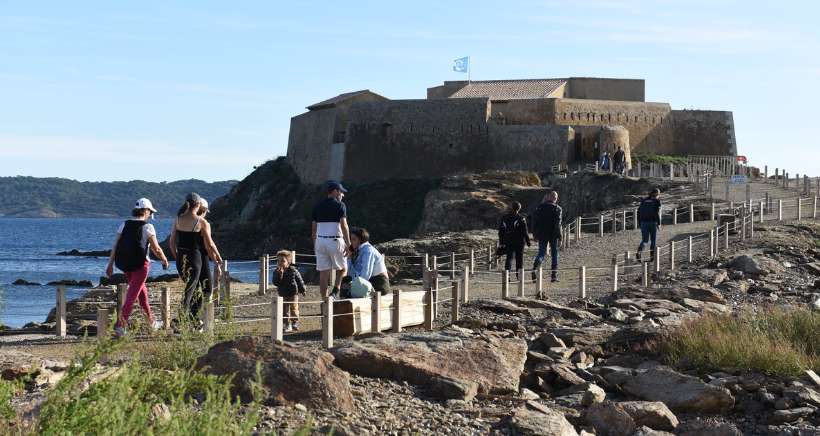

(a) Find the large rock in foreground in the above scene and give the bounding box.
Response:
[604,367,734,413]
[196,336,354,412]
[332,329,527,400]
[502,407,579,436]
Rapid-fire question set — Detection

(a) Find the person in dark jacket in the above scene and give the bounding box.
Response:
[613,147,626,174]
[636,188,662,261]
[531,191,563,283]
[498,202,531,275]
[273,250,306,332]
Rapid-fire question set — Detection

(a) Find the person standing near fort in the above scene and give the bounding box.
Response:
[311,181,351,297]
[613,146,626,175]
[636,188,662,262]
[530,191,562,283]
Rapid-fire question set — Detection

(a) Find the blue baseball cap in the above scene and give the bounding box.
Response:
[326,180,348,193]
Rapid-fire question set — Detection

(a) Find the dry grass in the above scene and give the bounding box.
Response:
[657,309,820,377]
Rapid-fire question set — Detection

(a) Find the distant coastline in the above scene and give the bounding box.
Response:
[0,176,237,218]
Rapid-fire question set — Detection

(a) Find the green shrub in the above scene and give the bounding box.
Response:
[0,378,19,422]
[632,152,688,166]
[657,309,820,377]
[37,336,261,435]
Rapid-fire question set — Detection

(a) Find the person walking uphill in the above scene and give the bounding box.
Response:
[636,188,662,262]
[531,191,562,283]
[106,198,170,337]
[498,202,531,276]
[312,181,351,298]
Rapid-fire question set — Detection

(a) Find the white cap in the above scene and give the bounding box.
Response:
[199,198,209,210]
[134,198,157,213]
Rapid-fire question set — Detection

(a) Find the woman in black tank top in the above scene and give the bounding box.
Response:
[169,193,223,328]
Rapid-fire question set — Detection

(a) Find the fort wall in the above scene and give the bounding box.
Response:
[347,98,490,130]
[566,78,645,102]
[490,99,553,125]
[670,110,736,156]
[286,108,337,184]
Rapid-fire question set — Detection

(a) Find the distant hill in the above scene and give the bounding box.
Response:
[0,176,237,218]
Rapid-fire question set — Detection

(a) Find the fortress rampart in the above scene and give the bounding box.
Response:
[286,78,737,184]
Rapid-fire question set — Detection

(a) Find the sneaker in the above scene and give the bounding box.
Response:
[551,277,559,283]
[635,251,642,262]
[531,271,537,283]
[151,320,164,331]
[292,322,300,331]
[330,287,340,298]
[284,323,294,333]
[113,327,127,338]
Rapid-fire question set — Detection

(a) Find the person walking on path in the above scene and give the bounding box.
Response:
[531,191,563,283]
[106,198,170,337]
[600,151,610,171]
[613,146,626,175]
[272,250,306,332]
[193,197,223,313]
[498,202,531,277]
[311,181,351,297]
[169,193,223,327]
[636,188,662,262]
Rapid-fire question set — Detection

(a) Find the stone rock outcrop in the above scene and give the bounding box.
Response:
[331,328,527,400]
[727,254,783,276]
[618,401,678,431]
[603,367,734,413]
[503,407,579,436]
[585,401,636,436]
[196,336,354,413]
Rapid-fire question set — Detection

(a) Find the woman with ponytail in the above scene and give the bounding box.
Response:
[169,192,213,327]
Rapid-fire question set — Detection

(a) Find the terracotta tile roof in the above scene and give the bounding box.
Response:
[308,90,384,110]
[449,79,566,100]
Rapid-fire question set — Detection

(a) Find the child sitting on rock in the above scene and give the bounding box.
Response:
[272,250,306,332]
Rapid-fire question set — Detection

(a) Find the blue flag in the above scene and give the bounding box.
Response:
[453,56,469,73]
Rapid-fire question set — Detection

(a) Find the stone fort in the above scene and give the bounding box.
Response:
[287,77,736,184]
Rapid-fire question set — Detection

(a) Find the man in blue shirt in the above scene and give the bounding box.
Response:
[636,188,662,261]
[311,181,351,297]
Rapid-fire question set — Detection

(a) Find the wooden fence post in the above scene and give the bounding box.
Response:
[502,270,510,299]
[655,248,661,273]
[612,210,617,233]
[642,261,649,286]
[432,268,439,318]
[161,286,171,330]
[462,266,470,303]
[424,287,434,331]
[778,200,783,221]
[611,256,619,292]
[203,301,214,332]
[517,268,525,297]
[673,208,678,226]
[599,215,604,237]
[724,223,730,249]
[450,252,456,281]
[634,208,639,230]
[258,256,266,296]
[96,308,109,339]
[116,283,126,320]
[622,210,627,232]
[669,241,676,270]
[469,250,475,273]
[688,236,694,263]
[392,289,402,333]
[815,197,818,220]
[272,296,283,342]
[451,280,460,323]
[578,266,586,299]
[536,268,544,299]
[689,204,695,223]
[760,201,765,223]
[371,291,382,333]
[486,246,492,271]
[322,296,334,348]
[711,203,716,221]
[798,198,803,221]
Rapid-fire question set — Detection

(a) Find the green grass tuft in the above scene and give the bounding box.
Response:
[657,309,820,377]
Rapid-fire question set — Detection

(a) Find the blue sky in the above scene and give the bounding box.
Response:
[0,0,818,182]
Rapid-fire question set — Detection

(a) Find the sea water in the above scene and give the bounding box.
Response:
[0,217,176,328]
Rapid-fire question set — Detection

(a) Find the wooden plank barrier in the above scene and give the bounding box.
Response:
[96,308,109,339]
[332,290,427,337]
[56,286,66,337]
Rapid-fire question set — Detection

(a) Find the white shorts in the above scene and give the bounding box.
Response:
[315,237,346,271]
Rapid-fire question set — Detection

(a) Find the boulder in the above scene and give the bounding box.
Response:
[507,297,601,321]
[727,254,783,276]
[473,299,530,315]
[618,401,678,431]
[585,401,635,436]
[331,329,527,399]
[147,273,180,283]
[99,274,127,286]
[196,336,354,413]
[697,269,729,287]
[540,333,568,349]
[675,285,726,304]
[632,426,674,436]
[768,407,815,424]
[676,420,741,436]
[679,298,730,315]
[581,383,607,406]
[552,324,619,348]
[503,407,579,436]
[603,367,734,413]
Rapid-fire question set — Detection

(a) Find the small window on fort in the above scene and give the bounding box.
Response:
[634,115,638,123]
[586,112,590,121]
[563,112,567,120]
[449,143,454,149]
[608,113,612,122]
[570,113,575,120]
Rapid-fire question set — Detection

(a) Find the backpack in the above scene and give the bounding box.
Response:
[114,220,149,272]
[638,198,660,223]
[349,276,373,298]
[500,214,523,246]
